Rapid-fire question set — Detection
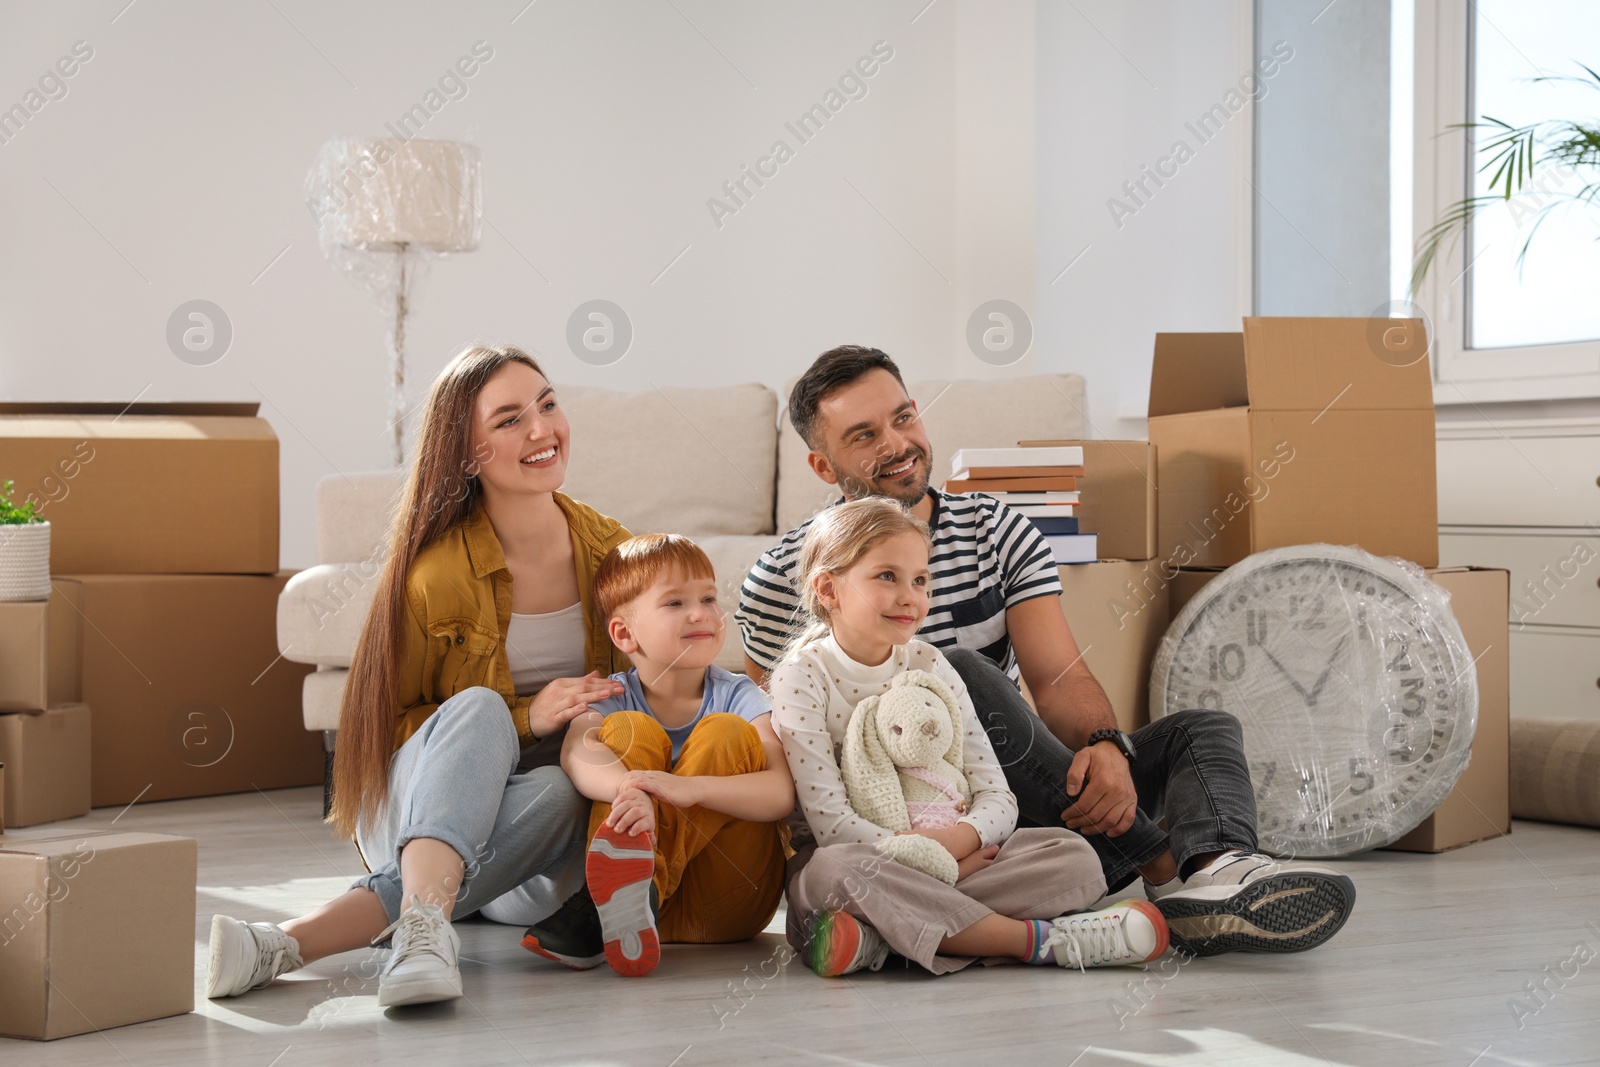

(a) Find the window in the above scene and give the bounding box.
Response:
[1414,0,1600,399]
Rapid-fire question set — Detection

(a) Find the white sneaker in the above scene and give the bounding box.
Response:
[374,895,463,1007]
[1155,850,1356,957]
[1044,899,1169,971]
[205,915,304,998]
[803,910,892,977]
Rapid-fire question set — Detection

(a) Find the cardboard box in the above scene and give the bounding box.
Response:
[1029,561,1170,732]
[0,601,50,712]
[1385,567,1510,852]
[0,763,6,827]
[1020,440,1158,561]
[0,705,90,827]
[1147,318,1438,569]
[0,830,195,1040]
[49,573,319,807]
[1165,564,1510,852]
[0,401,278,574]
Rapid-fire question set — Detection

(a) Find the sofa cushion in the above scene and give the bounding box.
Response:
[278,563,379,667]
[559,382,777,538]
[317,471,405,565]
[698,534,787,674]
[774,371,1089,533]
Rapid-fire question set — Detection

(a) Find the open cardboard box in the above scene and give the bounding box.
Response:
[1148,319,1438,569]
[0,401,278,574]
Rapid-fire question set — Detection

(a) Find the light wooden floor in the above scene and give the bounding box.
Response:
[4,787,1598,1066]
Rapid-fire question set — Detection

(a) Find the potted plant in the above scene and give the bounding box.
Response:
[1412,63,1600,291]
[0,479,50,601]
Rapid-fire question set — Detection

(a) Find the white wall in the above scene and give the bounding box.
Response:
[0,0,1253,569]
[1034,0,1254,440]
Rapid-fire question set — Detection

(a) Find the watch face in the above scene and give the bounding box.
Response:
[1150,545,1479,858]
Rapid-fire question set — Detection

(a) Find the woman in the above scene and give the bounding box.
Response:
[206,344,632,1006]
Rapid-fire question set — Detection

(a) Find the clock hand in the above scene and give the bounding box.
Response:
[1305,635,1350,706]
[1258,646,1313,704]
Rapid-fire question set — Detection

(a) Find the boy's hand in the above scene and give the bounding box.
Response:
[606,786,656,838]
[529,672,625,740]
[617,769,700,811]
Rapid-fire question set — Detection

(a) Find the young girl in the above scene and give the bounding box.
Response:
[205,344,632,1007]
[770,497,1170,976]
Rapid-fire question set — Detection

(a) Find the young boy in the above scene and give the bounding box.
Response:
[522,533,795,977]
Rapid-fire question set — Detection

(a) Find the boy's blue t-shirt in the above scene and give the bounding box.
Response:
[588,664,772,761]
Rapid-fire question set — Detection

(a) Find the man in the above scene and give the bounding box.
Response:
[737,345,1356,958]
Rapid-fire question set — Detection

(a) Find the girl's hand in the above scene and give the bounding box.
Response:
[528,671,625,740]
[606,786,656,838]
[899,824,981,861]
[617,769,700,811]
[955,844,1001,882]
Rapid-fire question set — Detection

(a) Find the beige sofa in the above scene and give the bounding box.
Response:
[276,372,1089,750]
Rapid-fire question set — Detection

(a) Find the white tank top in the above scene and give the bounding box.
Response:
[504,601,588,698]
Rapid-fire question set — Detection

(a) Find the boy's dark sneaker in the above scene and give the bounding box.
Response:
[521,885,606,970]
[586,822,661,977]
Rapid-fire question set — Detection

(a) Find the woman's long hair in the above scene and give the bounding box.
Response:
[775,497,932,670]
[328,343,545,840]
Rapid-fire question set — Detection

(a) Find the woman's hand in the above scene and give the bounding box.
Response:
[617,769,700,811]
[898,824,982,861]
[955,844,1001,882]
[528,671,625,740]
[606,785,657,838]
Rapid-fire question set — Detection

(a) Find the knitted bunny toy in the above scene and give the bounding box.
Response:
[839,669,974,885]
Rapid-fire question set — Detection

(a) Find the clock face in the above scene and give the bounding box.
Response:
[1150,545,1479,858]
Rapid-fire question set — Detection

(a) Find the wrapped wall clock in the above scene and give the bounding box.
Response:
[1150,544,1479,858]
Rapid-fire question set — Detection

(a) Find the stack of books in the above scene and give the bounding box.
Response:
[944,445,1098,563]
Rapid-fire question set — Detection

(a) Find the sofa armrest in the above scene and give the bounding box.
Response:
[277,563,380,667]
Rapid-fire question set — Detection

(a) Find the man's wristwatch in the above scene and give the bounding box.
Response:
[1086,728,1136,765]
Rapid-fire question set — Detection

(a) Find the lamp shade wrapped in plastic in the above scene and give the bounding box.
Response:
[309,138,482,253]
[1149,544,1479,858]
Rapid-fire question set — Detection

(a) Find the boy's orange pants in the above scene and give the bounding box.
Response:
[588,711,786,943]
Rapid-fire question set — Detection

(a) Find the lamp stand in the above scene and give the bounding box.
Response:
[389,242,410,468]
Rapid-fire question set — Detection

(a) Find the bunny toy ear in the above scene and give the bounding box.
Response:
[840,693,910,832]
[894,668,965,774]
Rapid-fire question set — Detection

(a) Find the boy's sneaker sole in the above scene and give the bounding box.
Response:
[1155,871,1356,957]
[586,823,660,977]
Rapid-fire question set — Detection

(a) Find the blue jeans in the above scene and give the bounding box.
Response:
[945,649,1258,894]
[352,687,589,926]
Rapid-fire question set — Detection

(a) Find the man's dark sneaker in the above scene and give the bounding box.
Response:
[1153,850,1356,957]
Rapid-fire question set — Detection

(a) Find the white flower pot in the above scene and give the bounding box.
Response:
[0,521,50,601]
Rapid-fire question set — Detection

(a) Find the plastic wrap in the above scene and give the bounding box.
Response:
[1150,544,1479,858]
[306,137,481,299]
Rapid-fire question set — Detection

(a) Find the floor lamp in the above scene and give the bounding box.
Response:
[310,138,482,467]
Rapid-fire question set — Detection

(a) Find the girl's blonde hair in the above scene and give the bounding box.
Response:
[777,496,932,668]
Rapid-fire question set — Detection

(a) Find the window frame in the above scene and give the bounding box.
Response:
[1414,0,1600,403]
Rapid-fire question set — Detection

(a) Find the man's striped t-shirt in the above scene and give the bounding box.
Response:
[736,489,1063,682]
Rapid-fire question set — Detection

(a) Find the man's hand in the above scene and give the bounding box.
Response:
[606,785,657,838]
[1061,742,1137,836]
[899,824,981,861]
[528,671,625,740]
[616,769,700,811]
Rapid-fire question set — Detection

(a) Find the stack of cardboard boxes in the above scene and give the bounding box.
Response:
[1028,319,1510,853]
[0,401,324,1040]
[0,402,320,819]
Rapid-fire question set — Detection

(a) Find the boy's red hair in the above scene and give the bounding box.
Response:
[594,533,716,623]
